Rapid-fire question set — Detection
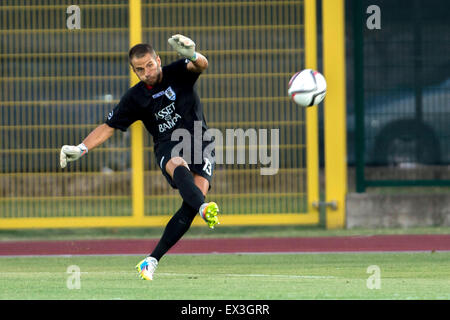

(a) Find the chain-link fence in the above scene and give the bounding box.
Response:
[350,0,450,190]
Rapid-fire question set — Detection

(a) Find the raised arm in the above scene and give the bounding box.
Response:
[168,34,208,73]
[186,52,208,73]
[60,123,115,168]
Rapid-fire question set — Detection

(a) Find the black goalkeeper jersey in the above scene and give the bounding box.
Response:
[105,59,208,147]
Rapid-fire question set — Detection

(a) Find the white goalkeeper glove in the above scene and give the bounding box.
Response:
[60,143,88,168]
[168,34,198,62]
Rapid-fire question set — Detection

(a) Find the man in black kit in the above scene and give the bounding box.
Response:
[60,34,220,280]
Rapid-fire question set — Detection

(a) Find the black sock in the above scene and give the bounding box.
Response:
[172,166,205,212]
[150,201,197,261]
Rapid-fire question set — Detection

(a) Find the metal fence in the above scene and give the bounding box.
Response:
[0,1,132,223]
[141,0,310,218]
[352,0,450,191]
[1,0,337,228]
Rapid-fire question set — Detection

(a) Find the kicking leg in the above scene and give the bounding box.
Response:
[165,157,220,228]
[194,174,220,229]
[166,157,205,211]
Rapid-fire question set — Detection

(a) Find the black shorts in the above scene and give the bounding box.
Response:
[154,138,215,189]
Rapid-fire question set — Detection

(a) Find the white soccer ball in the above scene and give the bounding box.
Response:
[288,69,327,107]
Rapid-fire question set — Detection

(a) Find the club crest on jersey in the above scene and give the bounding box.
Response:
[164,86,176,101]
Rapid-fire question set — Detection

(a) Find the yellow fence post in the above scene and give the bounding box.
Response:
[304,0,320,221]
[129,0,145,221]
[322,0,347,228]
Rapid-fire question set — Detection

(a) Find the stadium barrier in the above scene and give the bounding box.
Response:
[0,0,346,229]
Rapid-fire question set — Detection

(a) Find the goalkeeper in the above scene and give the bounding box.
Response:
[60,35,219,281]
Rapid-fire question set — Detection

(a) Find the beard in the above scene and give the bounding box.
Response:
[143,67,162,86]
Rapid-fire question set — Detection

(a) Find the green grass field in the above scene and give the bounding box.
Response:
[1,252,449,300]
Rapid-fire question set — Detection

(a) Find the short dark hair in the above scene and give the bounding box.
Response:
[128,43,156,64]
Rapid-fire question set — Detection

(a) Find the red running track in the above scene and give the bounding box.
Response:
[0,234,449,256]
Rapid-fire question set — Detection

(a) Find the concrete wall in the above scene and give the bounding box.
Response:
[344,167,450,228]
[346,193,450,228]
